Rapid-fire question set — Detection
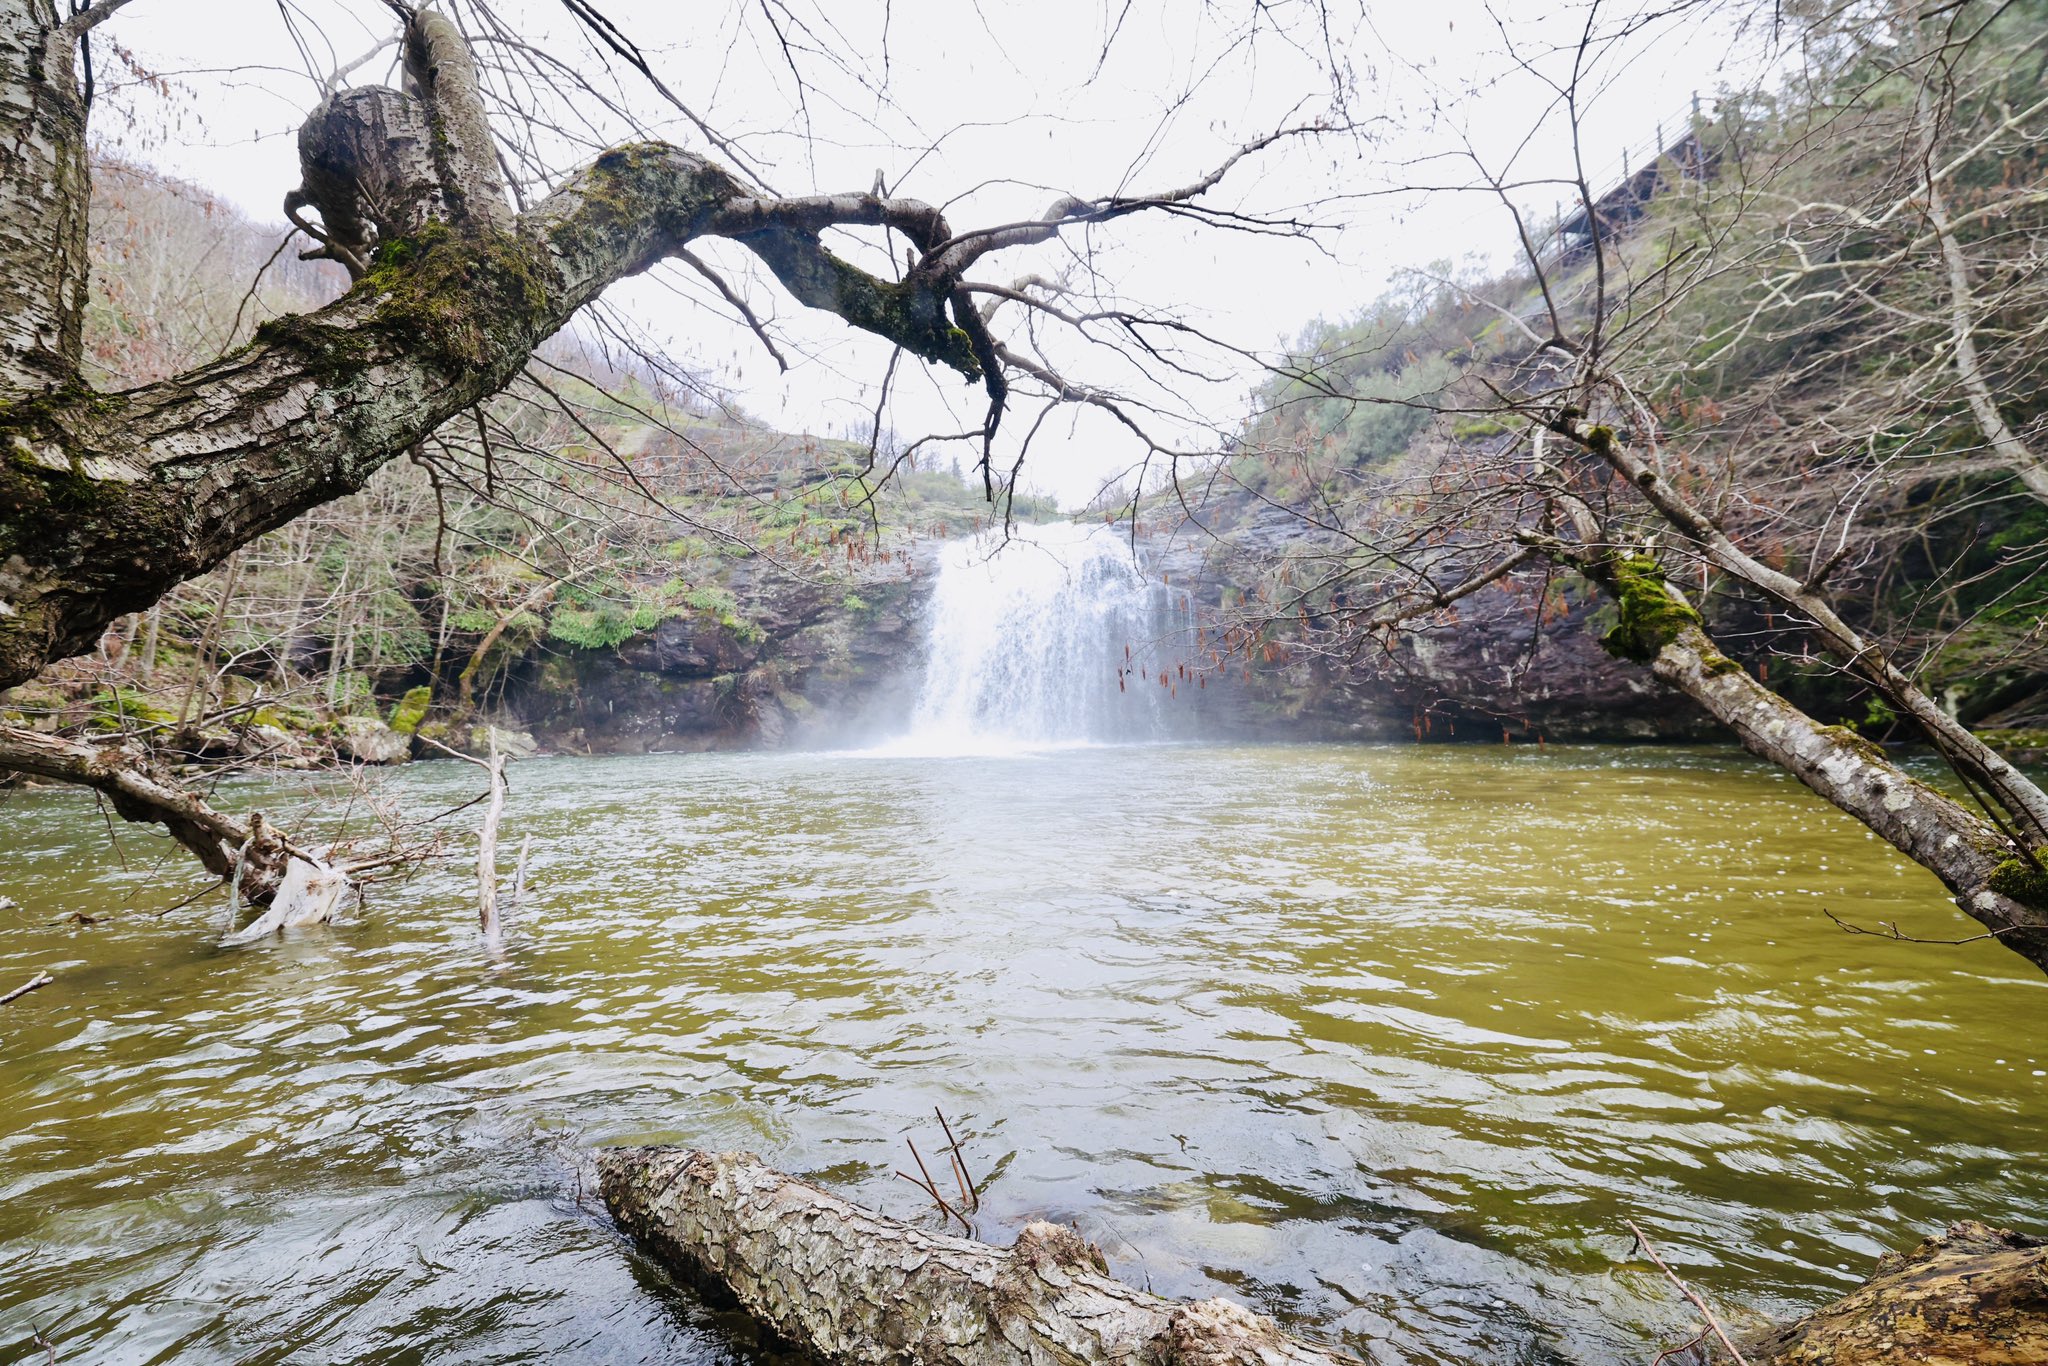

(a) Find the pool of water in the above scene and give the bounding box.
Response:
[2,742,2042,1364]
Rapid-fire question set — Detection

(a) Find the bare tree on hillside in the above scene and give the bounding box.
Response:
[1191,0,2048,972]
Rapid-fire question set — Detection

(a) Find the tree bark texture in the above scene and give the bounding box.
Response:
[0,725,295,897]
[598,1147,1356,1366]
[0,0,90,390]
[1558,419,2048,853]
[476,742,504,943]
[1749,1221,2048,1366]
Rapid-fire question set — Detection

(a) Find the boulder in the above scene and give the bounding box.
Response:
[466,723,538,759]
[387,685,432,735]
[335,715,411,765]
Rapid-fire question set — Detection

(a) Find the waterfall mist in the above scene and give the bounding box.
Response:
[882,522,1193,754]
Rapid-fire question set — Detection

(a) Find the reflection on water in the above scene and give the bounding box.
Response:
[1,743,2043,1365]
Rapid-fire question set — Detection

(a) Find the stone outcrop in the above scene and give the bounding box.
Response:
[1150,511,1718,744]
[334,715,411,764]
[501,565,928,753]
[490,525,1719,752]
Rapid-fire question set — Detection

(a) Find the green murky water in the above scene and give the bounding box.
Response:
[2,743,2043,1364]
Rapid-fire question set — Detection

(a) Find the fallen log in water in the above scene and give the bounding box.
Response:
[1746,1220,2047,1366]
[597,1147,1355,1366]
[603,1149,2048,1366]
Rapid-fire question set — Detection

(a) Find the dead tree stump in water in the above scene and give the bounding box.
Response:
[597,1146,1356,1366]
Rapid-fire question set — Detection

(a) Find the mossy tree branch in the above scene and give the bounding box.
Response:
[0,0,1299,694]
[1545,412,2048,855]
[0,3,1317,899]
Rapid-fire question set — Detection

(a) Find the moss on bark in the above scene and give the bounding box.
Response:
[1987,856,2048,912]
[1598,553,1703,664]
[281,220,557,374]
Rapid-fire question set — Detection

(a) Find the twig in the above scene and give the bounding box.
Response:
[2,970,54,1006]
[676,247,789,371]
[510,834,532,910]
[150,875,229,918]
[894,1170,967,1229]
[1626,1219,1750,1366]
[223,828,255,933]
[1652,1325,1714,1366]
[1824,907,2029,945]
[414,733,498,772]
[934,1107,980,1212]
[902,1139,972,1230]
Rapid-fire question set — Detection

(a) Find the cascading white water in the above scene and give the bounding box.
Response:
[889,521,1186,753]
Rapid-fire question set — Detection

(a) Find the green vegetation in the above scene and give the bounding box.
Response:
[388,686,433,735]
[1213,3,2048,736]
[1988,856,2048,912]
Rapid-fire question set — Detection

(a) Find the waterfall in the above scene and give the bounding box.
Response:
[886,522,1188,753]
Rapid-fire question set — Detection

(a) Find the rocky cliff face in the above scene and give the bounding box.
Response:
[1184,586,1717,743]
[1150,511,1718,744]
[501,562,930,754]
[489,520,1714,754]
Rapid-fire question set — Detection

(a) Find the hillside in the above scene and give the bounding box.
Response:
[1177,3,2048,747]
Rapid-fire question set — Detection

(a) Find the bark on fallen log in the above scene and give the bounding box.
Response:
[1748,1220,2047,1366]
[597,1147,1355,1366]
[605,1150,2048,1366]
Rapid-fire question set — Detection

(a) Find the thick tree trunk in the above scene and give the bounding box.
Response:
[0,133,989,693]
[602,1150,2048,1366]
[0,0,90,391]
[1748,1221,2047,1366]
[598,1147,1355,1366]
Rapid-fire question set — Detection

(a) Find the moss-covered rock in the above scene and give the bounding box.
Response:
[274,704,328,734]
[85,688,179,730]
[388,685,433,735]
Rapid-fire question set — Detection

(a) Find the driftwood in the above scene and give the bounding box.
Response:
[1748,1220,2047,1366]
[476,740,505,944]
[598,1147,1354,1366]
[603,1150,2048,1366]
[417,731,510,943]
[0,970,52,1005]
[219,855,351,947]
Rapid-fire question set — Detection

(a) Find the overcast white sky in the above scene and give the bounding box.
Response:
[91,0,1766,507]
